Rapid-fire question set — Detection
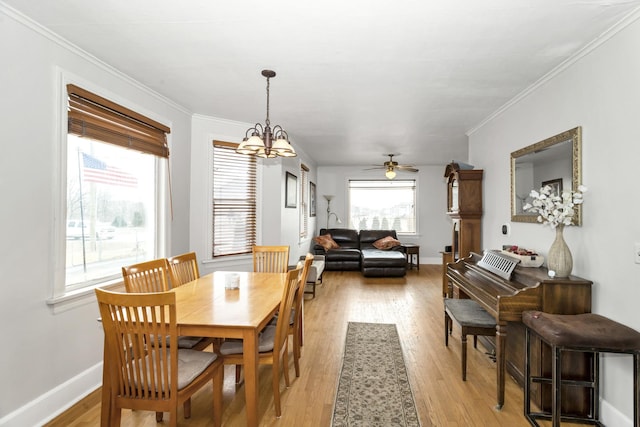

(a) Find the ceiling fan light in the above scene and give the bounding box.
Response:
[385,168,396,179]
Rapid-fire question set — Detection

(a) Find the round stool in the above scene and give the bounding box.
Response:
[523,310,640,427]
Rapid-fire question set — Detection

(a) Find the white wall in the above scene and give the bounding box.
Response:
[189,115,319,275]
[317,165,452,264]
[469,13,640,426]
[0,7,192,426]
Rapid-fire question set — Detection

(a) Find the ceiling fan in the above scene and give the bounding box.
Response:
[366,154,419,179]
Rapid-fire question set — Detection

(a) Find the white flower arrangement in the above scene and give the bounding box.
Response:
[522,184,587,228]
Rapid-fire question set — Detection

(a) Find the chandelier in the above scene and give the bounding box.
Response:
[236,70,296,158]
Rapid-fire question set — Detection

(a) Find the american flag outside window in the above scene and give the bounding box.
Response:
[82,152,138,188]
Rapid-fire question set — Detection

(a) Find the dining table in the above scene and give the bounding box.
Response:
[100,270,286,427]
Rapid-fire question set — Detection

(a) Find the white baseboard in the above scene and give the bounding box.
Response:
[0,363,102,427]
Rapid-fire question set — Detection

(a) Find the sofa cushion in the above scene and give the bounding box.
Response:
[361,248,406,267]
[372,235,402,250]
[314,234,339,251]
[326,248,361,262]
[361,248,407,277]
[319,228,360,249]
[359,230,399,249]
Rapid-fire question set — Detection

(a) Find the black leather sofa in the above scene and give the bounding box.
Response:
[359,230,407,277]
[314,228,407,277]
[315,228,361,270]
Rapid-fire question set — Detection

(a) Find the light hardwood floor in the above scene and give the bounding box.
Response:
[48,265,549,427]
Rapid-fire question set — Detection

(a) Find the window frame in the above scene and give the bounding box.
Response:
[49,74,170,310]
[211,140,257,258]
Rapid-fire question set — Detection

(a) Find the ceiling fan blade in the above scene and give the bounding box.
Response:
[363,166,385,170]
[396,165,419,172]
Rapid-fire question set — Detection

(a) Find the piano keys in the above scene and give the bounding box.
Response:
[446,252,593,412]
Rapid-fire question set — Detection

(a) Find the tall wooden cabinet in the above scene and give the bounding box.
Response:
[441,163,483,296]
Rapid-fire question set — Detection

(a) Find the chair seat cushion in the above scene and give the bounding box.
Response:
[219,325,276,355]
[176,349,219,389]
[150,335,204,349]
[307,260,325,283]
[177,336,205,349]
[523,311,640,351]
[140,349,218,391]
[444,298,496,328]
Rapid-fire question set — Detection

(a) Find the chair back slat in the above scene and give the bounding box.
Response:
[253,245,290,273]
[274,268,301,355]
[122,259,170,293]
[167,252,200,287]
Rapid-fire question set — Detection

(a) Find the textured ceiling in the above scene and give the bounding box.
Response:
[4,0,640,167]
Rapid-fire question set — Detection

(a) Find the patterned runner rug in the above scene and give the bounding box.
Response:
[331,322,420,427]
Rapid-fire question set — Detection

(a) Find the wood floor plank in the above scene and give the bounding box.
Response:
[47,265,573,426]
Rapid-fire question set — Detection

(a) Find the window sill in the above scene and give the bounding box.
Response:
[47,279,124,314]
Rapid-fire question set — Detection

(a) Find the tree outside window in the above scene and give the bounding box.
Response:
[348,180,417,234]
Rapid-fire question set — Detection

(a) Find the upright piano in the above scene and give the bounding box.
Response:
[446,252,593,412]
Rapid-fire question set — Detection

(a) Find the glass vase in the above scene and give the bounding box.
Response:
[547,224,573,278]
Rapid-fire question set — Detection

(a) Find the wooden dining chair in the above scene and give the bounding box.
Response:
[122,258,212,351]
[95,288,223,427]
[290,253,314,377]
[230,244,289,383]
[253,245,290,273]
[166,252,218,351]
[219,267,301,418]
[167,252,200,287]
[122,258,170,293]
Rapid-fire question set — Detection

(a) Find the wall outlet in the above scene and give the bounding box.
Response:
[635,243,640,264]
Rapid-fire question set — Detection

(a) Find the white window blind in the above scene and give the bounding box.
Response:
[212,141,257,257]
[300,164,309,238]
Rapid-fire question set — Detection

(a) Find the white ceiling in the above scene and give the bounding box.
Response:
[5,0,640,167]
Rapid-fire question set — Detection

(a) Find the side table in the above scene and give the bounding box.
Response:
[403,244,420,270]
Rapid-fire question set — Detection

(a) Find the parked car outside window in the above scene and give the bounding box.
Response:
[66,220,116,240]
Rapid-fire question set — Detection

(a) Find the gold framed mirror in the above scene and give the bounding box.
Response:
[510,127,582,225]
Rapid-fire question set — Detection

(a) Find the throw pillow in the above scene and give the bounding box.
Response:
[373,235,401,250]
[314,234,339,251]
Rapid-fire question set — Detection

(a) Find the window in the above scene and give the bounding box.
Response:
[212,141,257,257]
[348,180,417,233]
[299,164,309,239]
[65,84,170,291]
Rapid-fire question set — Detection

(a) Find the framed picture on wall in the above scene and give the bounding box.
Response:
[310,182,316,217]
[542,178,563,196]
[285,172,297,208]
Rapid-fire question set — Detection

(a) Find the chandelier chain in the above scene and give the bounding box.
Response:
[265,76,270,127]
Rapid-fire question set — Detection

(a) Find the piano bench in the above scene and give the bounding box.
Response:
[444,298,497,381]
[523,311,640,427]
